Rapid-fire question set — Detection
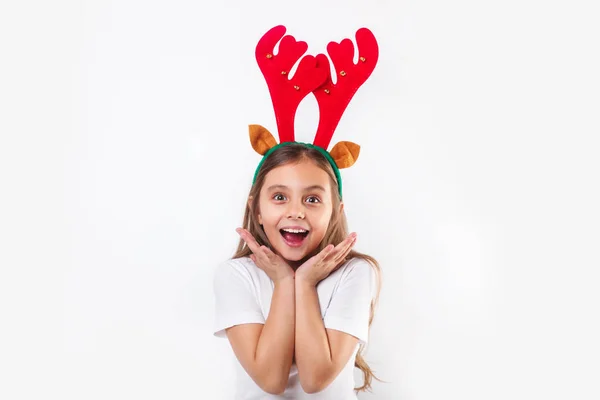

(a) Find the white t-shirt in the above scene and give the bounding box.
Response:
[213,256,377,399]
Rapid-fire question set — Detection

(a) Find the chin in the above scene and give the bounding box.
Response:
[272,240,314,262]
[275,245,308,261]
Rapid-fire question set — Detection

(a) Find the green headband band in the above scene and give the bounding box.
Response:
[252,142,343,199]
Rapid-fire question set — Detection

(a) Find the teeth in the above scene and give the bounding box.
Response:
[282,228,307,233]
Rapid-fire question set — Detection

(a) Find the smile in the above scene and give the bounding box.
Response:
[280,229,310,248]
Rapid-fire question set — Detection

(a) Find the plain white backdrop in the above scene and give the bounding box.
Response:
[1,0,599,399]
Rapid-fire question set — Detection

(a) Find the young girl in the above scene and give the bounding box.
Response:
[213,25,383,399]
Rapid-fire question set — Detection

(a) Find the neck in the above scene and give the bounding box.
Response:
[287,253,313,271]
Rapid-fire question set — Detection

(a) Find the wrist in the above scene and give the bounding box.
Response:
[295,276,316,288]
[273,274,295,286]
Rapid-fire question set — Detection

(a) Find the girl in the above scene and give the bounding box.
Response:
[213,25,383,399]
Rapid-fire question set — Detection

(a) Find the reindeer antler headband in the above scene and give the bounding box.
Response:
[249,25,379,198]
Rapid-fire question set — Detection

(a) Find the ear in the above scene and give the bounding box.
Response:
[249,124,277,155]
[330,141,360,169]
[338,201,344,214]
[248,195,263,225]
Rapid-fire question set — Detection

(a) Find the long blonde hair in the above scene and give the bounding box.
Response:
[231,143,384,392]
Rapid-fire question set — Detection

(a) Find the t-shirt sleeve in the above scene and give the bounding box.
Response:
[213,259,265,338]
[322,258,376,346]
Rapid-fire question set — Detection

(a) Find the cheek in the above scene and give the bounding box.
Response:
[258,205,278,225]
[312,209,333,230]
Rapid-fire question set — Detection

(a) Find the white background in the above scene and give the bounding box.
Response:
[1,0,599,399]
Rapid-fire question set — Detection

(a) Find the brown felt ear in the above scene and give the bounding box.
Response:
[330,141,360,169]
[249,124,277,155]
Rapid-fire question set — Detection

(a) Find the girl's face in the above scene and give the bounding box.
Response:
[254,159,341,267]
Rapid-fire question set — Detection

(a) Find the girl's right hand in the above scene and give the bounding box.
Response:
[236,228,295,283]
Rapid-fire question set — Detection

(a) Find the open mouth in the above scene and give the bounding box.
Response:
[280,229,309,247]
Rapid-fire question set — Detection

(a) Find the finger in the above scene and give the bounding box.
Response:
[258,245,277,261]
[327,235,357,268]
[236,228,261,254]
[342,233,357,253]
[251,251,269,267]
[341,233,357,253]
[324,234,356,262]
[336,233,356,252]
[319,244,335,260]
[260,246,285,263]
[334,244,354,266]
[338,234,357,260]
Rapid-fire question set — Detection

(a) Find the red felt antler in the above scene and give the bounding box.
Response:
[256,25,329,143]
[312,28,379,150]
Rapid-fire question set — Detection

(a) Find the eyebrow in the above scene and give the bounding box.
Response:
[266,184,327,193]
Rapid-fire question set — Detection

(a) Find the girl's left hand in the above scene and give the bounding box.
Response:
[295,232,357,287]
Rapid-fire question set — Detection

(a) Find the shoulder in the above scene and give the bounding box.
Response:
[334,257,378,296]
[339,257,375,280]
[213,256,263,286]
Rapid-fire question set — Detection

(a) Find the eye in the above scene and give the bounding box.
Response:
[306,196,321,204]
[272,193,286,201]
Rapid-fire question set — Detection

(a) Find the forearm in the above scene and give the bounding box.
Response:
[254,276,295,391]
[294,280,333,392]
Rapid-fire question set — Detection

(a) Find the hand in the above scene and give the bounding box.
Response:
[295,232,357,287]
[236,228,295,283]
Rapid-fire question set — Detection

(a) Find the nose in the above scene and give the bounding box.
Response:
[286,200,305,219]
